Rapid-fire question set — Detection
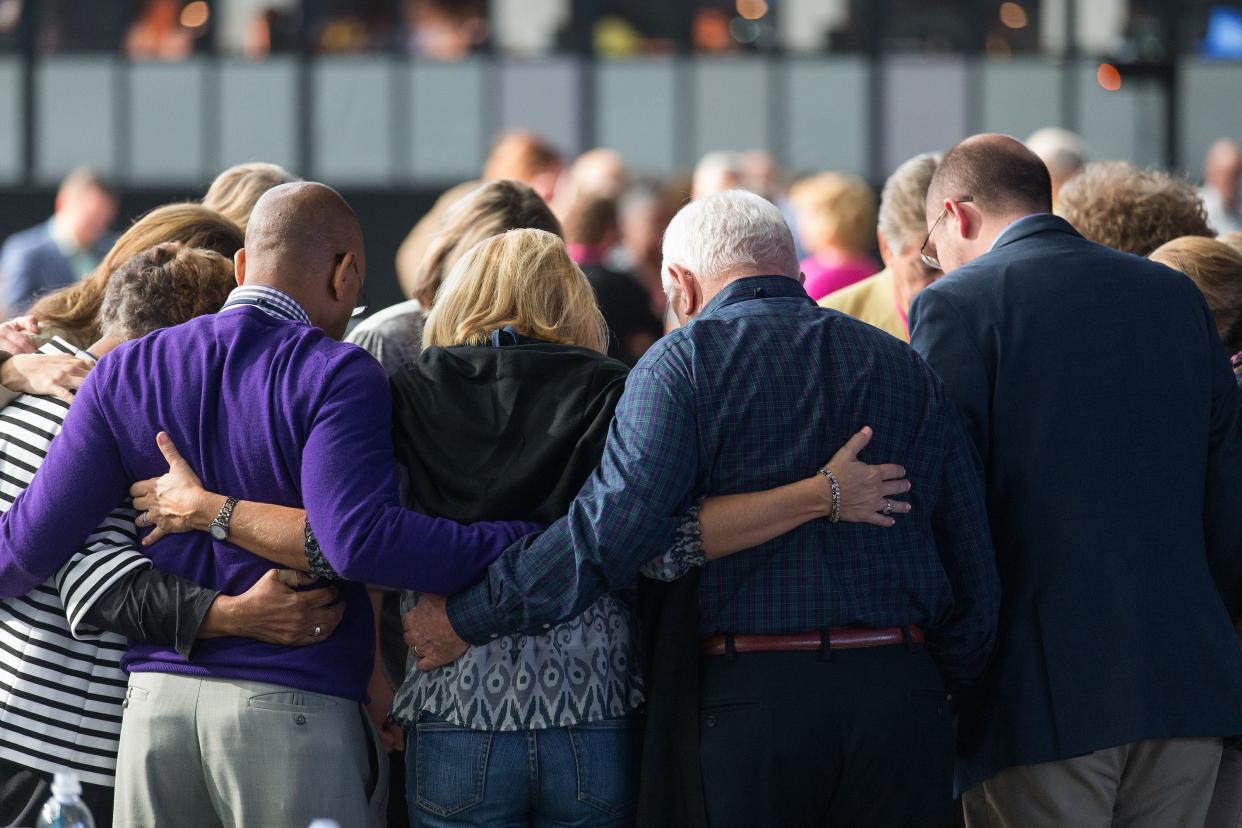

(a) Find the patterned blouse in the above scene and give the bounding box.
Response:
[306,508,705,731]
[389,508,705,731]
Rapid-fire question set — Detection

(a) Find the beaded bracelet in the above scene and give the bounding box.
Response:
[818,467,842,523]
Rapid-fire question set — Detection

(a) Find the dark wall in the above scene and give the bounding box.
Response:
[0,186,445,315]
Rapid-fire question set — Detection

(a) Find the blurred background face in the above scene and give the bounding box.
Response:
[1207,144,1242,205]
[61,185,118,248]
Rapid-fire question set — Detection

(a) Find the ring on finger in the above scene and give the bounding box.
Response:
[311,624,322,639]
[412,644,424,658]
[883,499,893,516]
[136,511,150,528]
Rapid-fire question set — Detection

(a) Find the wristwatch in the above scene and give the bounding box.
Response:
[208,497,239,541]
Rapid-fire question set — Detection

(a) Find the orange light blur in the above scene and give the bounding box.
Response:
[736,0,769,21]
[1097,63,1122,91]
[999,2,1028,29]
[180,1,209,28]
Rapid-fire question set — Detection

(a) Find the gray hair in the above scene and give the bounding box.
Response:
[692,151,745,199]
[1025,127,1087,178]
[662,190,799,286]
[878,152,942,255]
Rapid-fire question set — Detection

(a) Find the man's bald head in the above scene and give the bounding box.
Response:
[238,182,366,340]
[928,134,1052,221]
[246,182,362,271]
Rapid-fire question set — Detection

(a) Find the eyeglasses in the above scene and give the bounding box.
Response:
[351,290,369,319]
[919,196,973,271]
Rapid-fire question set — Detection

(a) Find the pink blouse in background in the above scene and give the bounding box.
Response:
[800,251,880,301]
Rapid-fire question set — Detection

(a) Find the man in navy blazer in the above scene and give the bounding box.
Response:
[910,134,1242,826]
[0,168,116,316]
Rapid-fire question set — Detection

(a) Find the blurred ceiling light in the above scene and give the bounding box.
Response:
[736,0,769,21]
[1097,63,1122,91]
[180,1,210,29]
[999,2,1028,29]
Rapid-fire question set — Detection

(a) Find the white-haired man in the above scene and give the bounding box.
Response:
[405,190,1001,826]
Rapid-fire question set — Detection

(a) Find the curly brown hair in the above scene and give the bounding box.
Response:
[98,242,235,340]
[1056,161,1213,256]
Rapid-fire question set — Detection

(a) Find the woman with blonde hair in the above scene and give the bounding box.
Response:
[128,229,914,825]
[790,171,880,300]
[0,203,243,404]
[1149,235,1242,378]
[201,162,300,231]
[348,178,563,374]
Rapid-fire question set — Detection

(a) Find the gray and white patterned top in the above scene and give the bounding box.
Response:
[389,507,705,731]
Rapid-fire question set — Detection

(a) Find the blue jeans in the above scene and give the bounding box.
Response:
[407,713,641,828]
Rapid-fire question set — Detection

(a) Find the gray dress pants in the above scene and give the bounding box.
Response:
[962,737,1222,828]
[113,672,386,828]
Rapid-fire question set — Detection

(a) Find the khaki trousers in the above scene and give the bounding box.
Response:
[962,737,1222,828]
[113,672,386,828]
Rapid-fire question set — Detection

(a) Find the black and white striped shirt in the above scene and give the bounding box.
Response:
[0,337,148,787]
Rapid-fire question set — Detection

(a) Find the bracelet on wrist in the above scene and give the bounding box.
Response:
[818,467,842,523]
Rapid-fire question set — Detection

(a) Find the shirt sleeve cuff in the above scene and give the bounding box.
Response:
[445,582,507,646]
[175,588,222,660]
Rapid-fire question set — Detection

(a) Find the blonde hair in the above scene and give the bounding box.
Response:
[789,172,877,255]
[409,179,563,308]
[1057,161,1212,256]
[1150,235,1242,352]
[30,203,243,346]
[202,162,300,231]
[1218,231,1242,259]
[423,228,607,354]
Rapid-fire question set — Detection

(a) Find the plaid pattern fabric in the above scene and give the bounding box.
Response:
[220,285,311,325]
[449,275,999,686]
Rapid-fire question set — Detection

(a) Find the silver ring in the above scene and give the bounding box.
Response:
[311,624,322,639]
[136,511,149,528]
[412,644,423,658]
[883,499,893,516]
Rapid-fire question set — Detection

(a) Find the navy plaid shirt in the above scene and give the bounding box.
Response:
[448,275,1000,686]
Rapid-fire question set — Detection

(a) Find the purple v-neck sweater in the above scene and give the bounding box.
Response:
[0,307,536,701]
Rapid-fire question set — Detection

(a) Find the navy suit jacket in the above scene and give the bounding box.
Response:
[0,220,106,316]
[910,214,1242,793]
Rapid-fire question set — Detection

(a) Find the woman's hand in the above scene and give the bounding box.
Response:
[0,316,39,355]
[822,426,913,526]
[130,431,222,545]
[200,569,344,646]
[0,353,93,402]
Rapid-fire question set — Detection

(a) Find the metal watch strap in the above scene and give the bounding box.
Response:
[211,496,239,538]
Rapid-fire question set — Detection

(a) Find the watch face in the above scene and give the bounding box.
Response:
[209,524,226,541]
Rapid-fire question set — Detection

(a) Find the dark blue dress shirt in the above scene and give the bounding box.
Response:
[448,275,1000,687]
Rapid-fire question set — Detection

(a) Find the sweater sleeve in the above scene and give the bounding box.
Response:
[300,348,540,594]
[0,369,131,597]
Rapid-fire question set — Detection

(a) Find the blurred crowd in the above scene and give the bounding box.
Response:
[4,115,1242,828]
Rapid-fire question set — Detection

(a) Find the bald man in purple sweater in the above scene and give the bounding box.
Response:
[0,183,536,827]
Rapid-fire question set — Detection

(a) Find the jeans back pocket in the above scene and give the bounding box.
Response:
[415,718,492,817]
[567,717,642,816]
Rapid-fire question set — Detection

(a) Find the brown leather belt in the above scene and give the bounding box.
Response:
[701,626,924,657]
